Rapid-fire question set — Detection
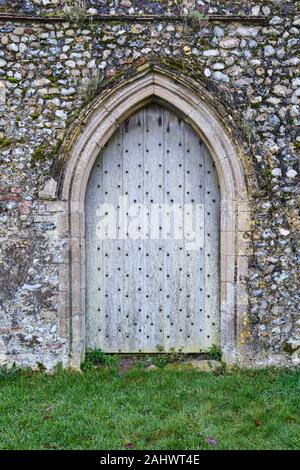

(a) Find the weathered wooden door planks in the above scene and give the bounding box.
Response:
[85,103,220,353]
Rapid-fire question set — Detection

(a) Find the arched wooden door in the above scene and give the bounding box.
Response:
[85,103,220,353]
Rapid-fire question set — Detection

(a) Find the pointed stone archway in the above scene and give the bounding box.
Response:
[58,67,252,368]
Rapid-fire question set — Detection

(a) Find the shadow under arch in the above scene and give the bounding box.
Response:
[58,66,253,368]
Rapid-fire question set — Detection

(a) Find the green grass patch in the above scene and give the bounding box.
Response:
[0,367,299,450]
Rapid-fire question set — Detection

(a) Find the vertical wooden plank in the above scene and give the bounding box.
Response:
[100,130,123,352]
[85,151,103,350]
[143,104,164,352]
[204,146,220,348]
[163,109,185,352]
[183,126,206,352]
[122,110,146,352]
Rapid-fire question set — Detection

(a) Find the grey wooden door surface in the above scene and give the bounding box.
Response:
[85,104,220,353]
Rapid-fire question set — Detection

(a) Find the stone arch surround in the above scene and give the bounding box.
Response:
[57,67,252,368]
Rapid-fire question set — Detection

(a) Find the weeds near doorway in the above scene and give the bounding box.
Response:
[82,349,119,372]
[81,351,224,374]
[134,352,186,369]
[207,344,222,361]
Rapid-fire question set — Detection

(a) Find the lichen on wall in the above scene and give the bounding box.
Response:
[0,0,299,369]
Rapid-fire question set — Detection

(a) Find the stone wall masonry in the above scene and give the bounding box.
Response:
[0,0,299,369]
[0,1,292,17]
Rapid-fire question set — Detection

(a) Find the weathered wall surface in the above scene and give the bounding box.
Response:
[0,0,299,369]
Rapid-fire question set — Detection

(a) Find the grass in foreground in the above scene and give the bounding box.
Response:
[0,365,299,450]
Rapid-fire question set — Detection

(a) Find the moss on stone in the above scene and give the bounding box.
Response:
[30,140,63,168]
[31,145,48,163]
[261,168,272,193]
[282,342,299,355]
[0,137,12,149]
[294,141,300,150]
[48,76,60,84]
[6,77,18,84]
